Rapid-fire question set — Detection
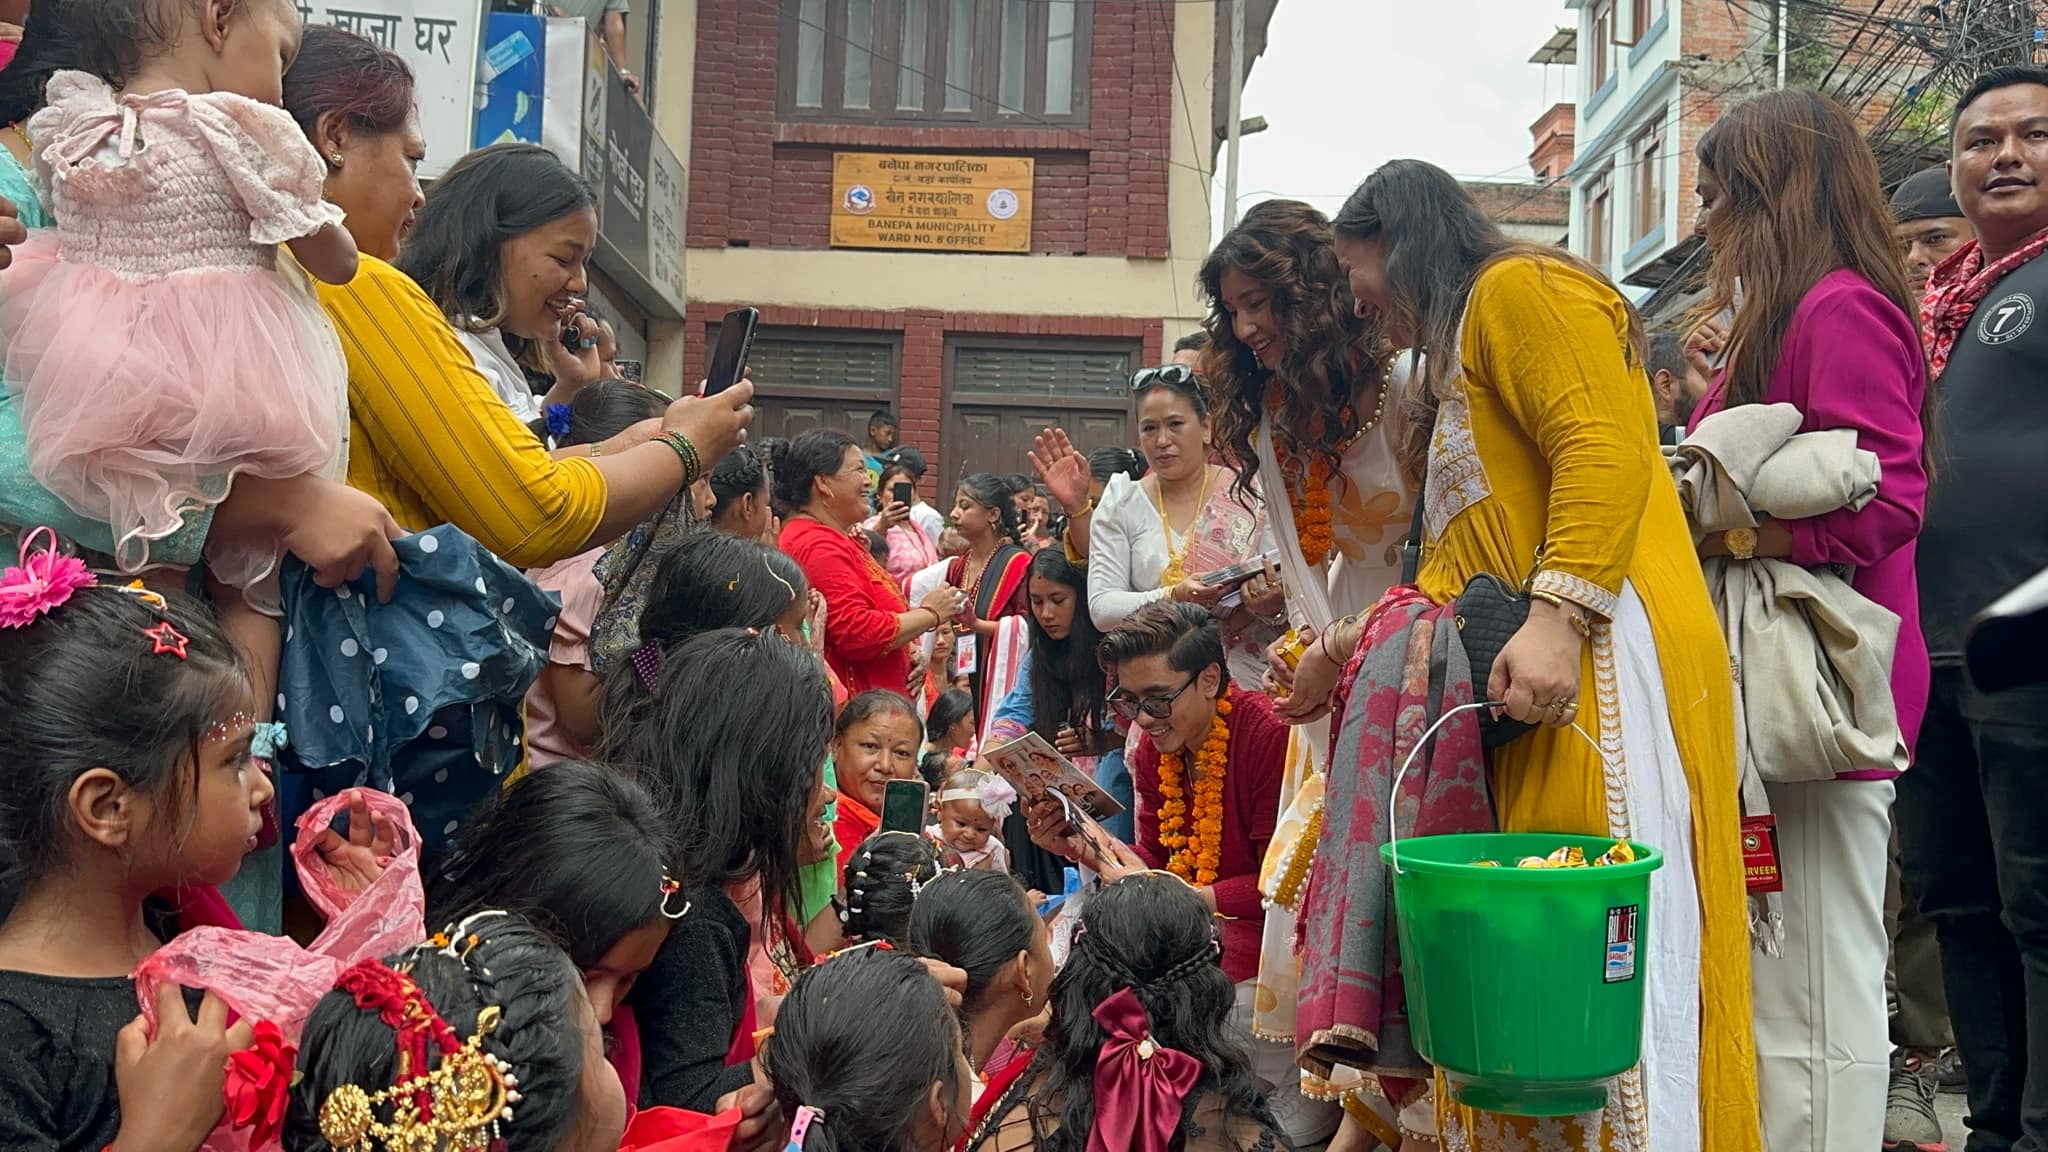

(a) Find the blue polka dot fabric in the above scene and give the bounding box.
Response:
[273,524,559,864]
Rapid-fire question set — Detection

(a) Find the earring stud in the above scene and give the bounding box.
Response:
[330,153,344,165]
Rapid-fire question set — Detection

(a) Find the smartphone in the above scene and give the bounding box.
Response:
[703,307,760,396]
[613,359,644,385]
[892,480,914,507]
[880,778,930,835]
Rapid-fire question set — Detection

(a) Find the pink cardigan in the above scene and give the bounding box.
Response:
[1689,268,1930,772]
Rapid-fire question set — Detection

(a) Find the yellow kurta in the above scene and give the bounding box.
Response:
[1415,257,1759,1152]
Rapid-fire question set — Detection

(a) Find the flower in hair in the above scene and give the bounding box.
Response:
[0,528,95,629]
[544,403,573,440]
[222,1019,296,1149]
[975,774,1018,822]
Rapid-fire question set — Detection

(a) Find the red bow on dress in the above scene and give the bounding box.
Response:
[1085,987,1202,1152]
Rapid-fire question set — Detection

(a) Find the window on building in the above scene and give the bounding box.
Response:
[1630,0,1666,39]
[1631,123,1664,246]
[781,0,1091,124]
[1585,171,1613,270]
[1590,0,1613,91]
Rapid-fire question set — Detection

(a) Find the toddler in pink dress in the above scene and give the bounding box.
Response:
[0,68,353,590]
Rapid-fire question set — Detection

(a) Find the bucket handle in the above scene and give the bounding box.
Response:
[1388,701,1610,876]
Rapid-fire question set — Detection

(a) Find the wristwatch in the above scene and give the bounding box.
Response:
[1724,526,1759,560]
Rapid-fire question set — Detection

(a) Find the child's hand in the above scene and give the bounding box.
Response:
[109,986,254,1152]
[310,788,397,892]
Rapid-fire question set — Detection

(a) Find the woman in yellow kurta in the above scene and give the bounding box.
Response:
[1309,161,1759,1152]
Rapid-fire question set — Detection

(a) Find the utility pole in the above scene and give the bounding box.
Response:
[1224,0,1245,228]
[1776,0,1788,87]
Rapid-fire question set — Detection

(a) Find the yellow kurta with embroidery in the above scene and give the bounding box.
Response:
[1414,257,1758,1152]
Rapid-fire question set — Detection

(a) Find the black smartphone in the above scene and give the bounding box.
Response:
[880,778,930,834]
[704,307,760,396]
[613,359,644,385]
[892,480,914,507]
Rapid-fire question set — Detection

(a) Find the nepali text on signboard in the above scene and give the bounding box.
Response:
[300,2,479,181]
[830,153,1033,254]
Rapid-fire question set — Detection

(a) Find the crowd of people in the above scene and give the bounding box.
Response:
[0,2,2045,1152]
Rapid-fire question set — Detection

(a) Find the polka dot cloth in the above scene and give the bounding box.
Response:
[272,524,560,866]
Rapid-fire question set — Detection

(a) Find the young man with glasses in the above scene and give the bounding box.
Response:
[1025,601,1327,1144]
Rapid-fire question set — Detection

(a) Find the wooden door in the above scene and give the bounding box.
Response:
[941,339,1137,489]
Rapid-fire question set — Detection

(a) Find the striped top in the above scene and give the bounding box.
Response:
[317,255,607,568]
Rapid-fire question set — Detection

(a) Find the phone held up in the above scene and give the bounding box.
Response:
[892,480,915,508]
[880,779,930,835]
[703,306,760,396]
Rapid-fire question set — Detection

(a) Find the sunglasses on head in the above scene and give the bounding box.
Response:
[1108,674,1197,720]
[1130,364,1195,392]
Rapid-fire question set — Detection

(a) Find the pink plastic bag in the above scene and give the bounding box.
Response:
[133,789,428,1152]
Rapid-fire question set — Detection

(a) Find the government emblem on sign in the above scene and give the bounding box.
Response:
[1980,292,2035,345]
[986,188,1020,220]
[843,184,876,215]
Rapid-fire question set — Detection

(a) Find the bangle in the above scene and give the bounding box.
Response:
[1528,590,1593,639]
[1066,497,1095,519]
[658,430,702,486]
[1317,635,1347,671]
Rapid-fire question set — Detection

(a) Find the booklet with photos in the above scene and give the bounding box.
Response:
[979,731,1126,820]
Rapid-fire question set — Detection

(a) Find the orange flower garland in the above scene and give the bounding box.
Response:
[1157,696,1231,886]
[1266,391,1339,569]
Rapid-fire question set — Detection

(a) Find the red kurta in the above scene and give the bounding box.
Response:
[1127,685,1285,983]
[782,515,911,697]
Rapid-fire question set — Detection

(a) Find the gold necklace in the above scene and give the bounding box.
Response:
[9,123,29,154]
[1151,465,1213,587]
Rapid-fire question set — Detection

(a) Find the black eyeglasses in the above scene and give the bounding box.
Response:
[1130,364,1196,392]
[1108,675,1197,720]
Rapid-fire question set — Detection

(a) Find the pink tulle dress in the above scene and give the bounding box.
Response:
[0,72,348,587]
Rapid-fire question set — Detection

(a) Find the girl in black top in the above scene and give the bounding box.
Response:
[603,628,834,1112]
[0,545,272,1151]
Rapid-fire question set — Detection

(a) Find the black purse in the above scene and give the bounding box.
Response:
[1401,492,1535,749]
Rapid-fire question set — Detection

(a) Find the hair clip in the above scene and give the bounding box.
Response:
[660,875,691,920]
[785,1105,824,1152]
[0,527,96,630]
[630,641,662,695]
[118,579,168,610]
[143,619,190,659]
[544,402,573,441]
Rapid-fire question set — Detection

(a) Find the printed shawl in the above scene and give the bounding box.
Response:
[1294,586,1494,1092]
[1922,228,2048,378]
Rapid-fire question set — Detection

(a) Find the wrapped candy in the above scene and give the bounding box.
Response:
[1596,840,1637,867]
[134,789,428,1152]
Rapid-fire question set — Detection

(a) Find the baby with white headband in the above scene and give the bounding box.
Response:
[928,768,1015,873]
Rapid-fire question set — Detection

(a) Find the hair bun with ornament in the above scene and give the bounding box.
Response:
[0,528,96,630]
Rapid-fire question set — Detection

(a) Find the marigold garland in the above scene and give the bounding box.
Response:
[1158,696,1231,886]
[1267,391,1340,569]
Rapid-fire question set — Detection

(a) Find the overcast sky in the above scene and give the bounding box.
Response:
[1213,0,1574,232]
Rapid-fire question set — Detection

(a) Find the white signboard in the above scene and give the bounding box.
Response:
[299,2,482,180]
[646,134,685,308]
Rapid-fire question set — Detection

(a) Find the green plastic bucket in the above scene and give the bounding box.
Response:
[1378,831,1663,1117]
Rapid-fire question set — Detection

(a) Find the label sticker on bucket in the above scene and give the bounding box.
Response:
[1605,905,1639,984]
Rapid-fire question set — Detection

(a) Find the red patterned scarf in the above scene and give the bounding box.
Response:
[1923,227,2048,378]
[1295,587,1494,1101]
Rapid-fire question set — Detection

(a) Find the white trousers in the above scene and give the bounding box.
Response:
[1752,779,1893,1152]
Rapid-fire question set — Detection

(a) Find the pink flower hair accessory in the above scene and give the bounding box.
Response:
[975,773,1018,822]
[0,527,96,630]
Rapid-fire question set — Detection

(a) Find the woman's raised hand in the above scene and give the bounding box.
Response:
[544,308,608,396]
[1029,427,1091,515]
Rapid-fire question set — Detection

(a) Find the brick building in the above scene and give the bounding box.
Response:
[1554,0,1934,310]
[675,0,1274,490]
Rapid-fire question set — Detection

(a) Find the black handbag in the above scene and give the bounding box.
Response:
[1401,492,1535,749]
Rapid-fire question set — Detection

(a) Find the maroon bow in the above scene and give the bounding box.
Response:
[1086,988,1201,1152]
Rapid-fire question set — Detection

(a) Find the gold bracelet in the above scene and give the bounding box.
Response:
[1066,497,1095,519]
[1528,590,1593,639]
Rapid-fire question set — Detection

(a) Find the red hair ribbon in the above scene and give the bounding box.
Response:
[1085,987,1201,1152]
[335,959,464,1118]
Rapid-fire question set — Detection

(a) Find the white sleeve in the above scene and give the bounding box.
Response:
[1087,473,1169,631]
